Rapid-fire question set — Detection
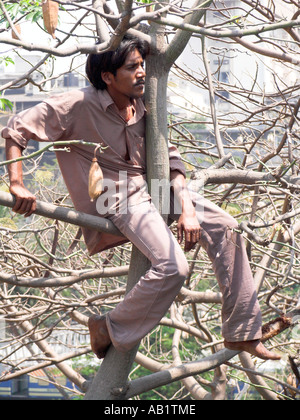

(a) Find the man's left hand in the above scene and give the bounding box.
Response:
[177,213,202,252]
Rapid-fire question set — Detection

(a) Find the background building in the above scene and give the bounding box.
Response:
[177,0,299,113]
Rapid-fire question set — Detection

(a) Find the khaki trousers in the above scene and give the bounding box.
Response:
[106,193,262,353]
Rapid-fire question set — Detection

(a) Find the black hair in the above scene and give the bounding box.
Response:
[86,36,149,90]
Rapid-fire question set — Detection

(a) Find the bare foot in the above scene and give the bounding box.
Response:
[88,315,111,359]
[224,339,281,361]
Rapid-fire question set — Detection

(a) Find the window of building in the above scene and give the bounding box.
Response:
[11,376,29,397]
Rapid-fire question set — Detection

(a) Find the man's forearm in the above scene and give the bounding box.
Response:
[170,170,201,252]
[170,170,195,216]
[5,139,36,217]
[6,139,24,186]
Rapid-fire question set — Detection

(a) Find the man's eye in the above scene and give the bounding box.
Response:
[128,62,144,70]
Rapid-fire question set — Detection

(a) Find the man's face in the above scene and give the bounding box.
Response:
[102,49,146,102]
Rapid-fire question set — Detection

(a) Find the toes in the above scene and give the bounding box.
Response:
[96,351,106,359]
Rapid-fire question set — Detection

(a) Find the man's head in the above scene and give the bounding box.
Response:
[86,36,149,96]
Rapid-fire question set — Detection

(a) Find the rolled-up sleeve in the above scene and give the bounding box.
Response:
[168,141,186,178]
[1,96,69,150]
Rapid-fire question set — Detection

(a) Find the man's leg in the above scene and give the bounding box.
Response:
[90,201,189,356]
[170,191,280,360]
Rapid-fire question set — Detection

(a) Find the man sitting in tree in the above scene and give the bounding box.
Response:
[2,36,280,361]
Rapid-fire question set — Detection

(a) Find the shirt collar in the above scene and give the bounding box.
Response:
[97,89,115,112]
[97,89,147,120]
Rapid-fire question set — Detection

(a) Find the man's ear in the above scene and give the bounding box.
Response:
[101,71,114,86]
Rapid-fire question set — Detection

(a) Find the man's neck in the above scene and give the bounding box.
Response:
[120,104,135,123]
[106,88,135,122]
[106,87,133,112]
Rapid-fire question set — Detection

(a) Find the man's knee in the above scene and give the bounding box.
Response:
[163,253,189,283]
[217,210,239,232]
[179,257,190,279]
[226,216,239,232]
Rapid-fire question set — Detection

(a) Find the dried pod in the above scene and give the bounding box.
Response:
[42,0,59,39]
[11,24,21,40]
[88,157,104,202]
[262,315,293,342]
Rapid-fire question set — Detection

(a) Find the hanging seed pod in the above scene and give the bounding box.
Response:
[89,145,104,202]
[11,24,21,40]
[42,0,59,39]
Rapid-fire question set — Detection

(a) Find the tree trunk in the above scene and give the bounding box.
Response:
[84,247,150,400]
[145,37,171,220]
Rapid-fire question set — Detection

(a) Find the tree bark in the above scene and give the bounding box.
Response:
[145,28,171,220]
[84,247,150,400]
[0,190,121,236]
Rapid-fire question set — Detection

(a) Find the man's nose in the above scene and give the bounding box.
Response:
[137,65,146,77]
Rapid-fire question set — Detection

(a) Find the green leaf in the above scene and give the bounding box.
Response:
[0,56,15,67]
[24,9,43,22]
[0,98,13,112]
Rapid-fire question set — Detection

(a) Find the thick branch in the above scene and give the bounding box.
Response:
[92,0,110,42]
[0,265,129,288]
[0,36,112,57]
[178,286,222,305]
[202,34,225,158]
[233,36,300,66]
[0,190,121,237]
[152,17,300,39]
[126,347,238,398]
[125,312,297,398]
[189,168,300,190]
[166,0,213,65]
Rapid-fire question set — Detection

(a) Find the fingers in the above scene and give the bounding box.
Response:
[13,196,36,218]
[10,184,37,218]
[176,214,202,252]
[183,228,201,252]
[177,222,183,244]
[185,229,201,244]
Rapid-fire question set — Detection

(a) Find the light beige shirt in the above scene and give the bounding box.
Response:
[2,86,186,255]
